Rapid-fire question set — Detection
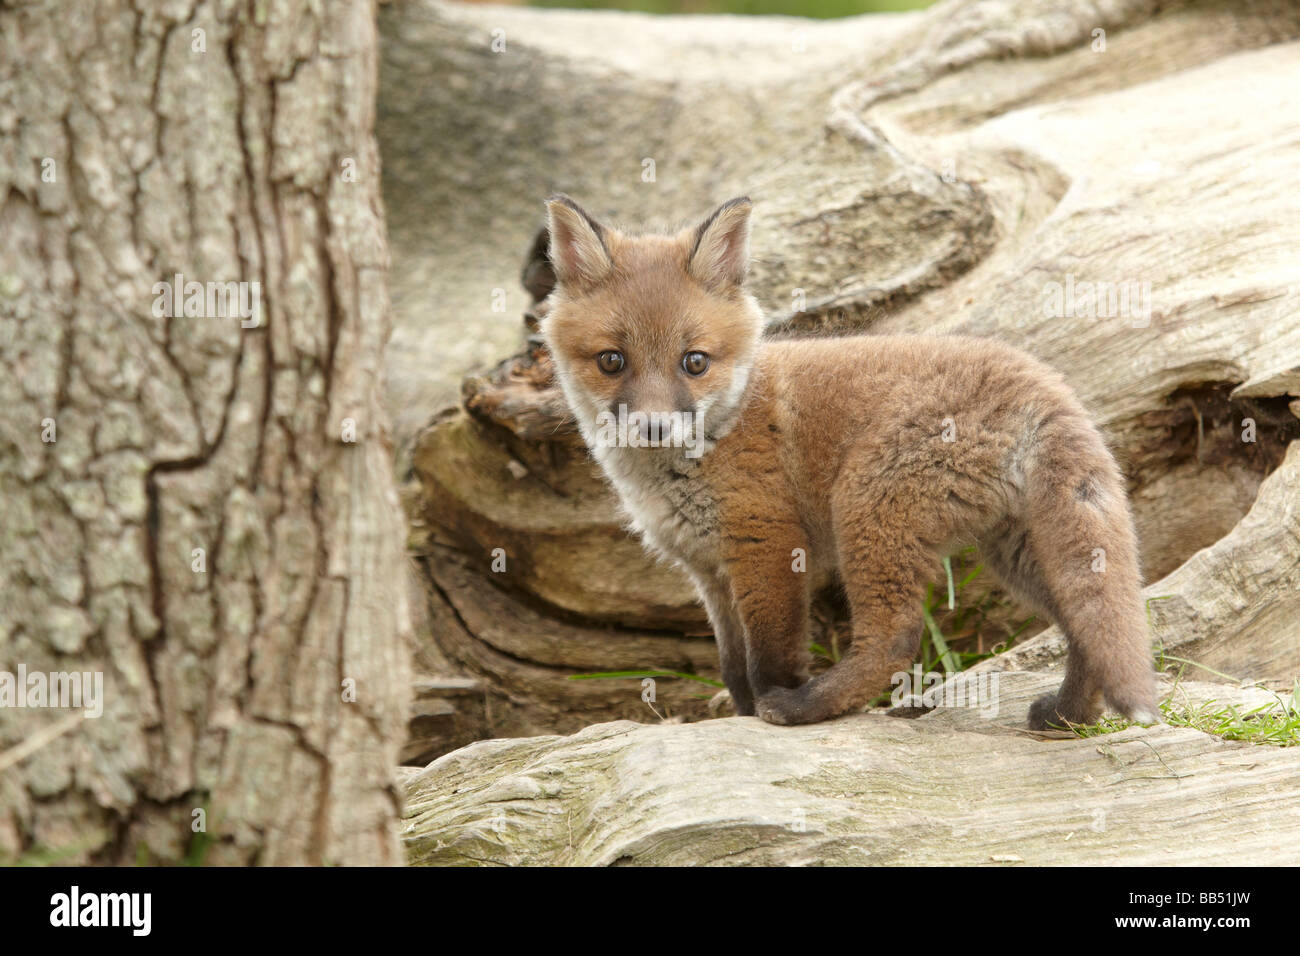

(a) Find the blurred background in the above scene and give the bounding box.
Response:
[463,0,934,16]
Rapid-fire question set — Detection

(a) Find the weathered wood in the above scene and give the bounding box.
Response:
[403,674,488,766]
[402,672,1300,866]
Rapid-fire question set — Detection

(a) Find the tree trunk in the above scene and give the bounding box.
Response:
[0,0,410,865]
[381,0,1300,754]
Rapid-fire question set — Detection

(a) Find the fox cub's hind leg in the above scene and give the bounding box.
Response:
[980,525,1105,726]
[997,425,1160,729]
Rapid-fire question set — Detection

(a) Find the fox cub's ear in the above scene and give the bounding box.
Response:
[545,195,613,291]
[688,196,752,291]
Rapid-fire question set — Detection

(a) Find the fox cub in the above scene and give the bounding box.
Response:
[539,194,1159,730]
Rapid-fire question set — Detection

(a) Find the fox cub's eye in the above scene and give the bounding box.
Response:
[682,351,710,376]
[596,350,625,375]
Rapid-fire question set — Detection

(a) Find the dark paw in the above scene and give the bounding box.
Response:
[754,684,831,725]
[1027,693,1070,730]
[755,686,802,725]
[1027,692,1099,730]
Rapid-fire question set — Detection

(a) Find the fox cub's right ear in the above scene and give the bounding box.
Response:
[545,195,613,291]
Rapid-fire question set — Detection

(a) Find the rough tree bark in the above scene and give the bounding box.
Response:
[380,0,1300,759]
[0,0,410,864]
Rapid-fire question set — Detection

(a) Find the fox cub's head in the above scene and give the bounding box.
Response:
[539,195,763,460]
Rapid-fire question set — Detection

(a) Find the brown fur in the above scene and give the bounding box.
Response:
[541,195,1160,729]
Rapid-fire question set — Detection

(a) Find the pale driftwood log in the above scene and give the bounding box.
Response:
[401,672,1300,866]
[0,1,410,864]
[386,0,1300,751]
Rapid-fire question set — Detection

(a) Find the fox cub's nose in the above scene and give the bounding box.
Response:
[638,415,673,444]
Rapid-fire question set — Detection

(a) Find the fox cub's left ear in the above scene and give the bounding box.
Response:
[687,196,752,291]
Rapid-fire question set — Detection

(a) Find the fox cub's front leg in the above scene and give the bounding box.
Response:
[690,571,756,716]
[720,524,811,715]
